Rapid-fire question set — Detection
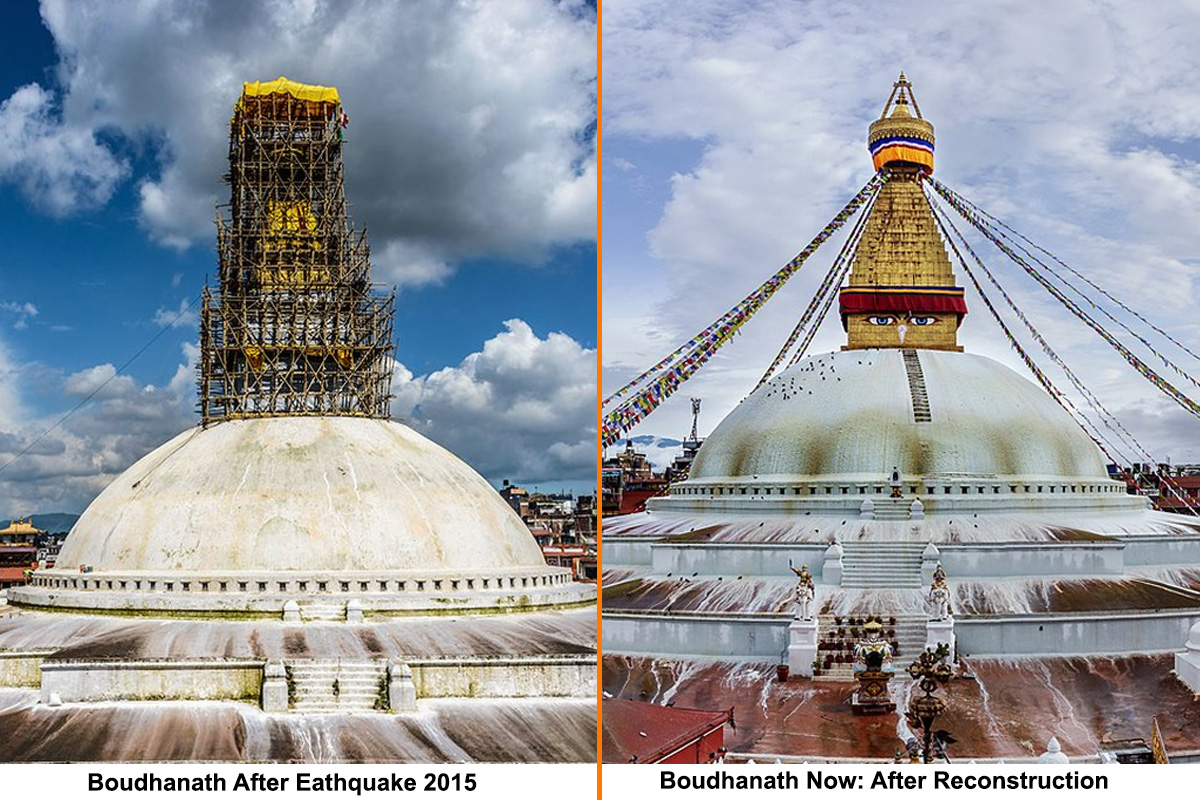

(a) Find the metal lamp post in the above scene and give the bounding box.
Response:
[905,643,953,763]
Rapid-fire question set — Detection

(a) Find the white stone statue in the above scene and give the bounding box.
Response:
[928,576,952,622]
[789,563,815,621]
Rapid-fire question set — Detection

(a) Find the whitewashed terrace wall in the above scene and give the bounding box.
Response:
[602,612,788,660]
[40,659,261,703]
[604,609,1200,661]
[408,656,595,698]
[649,544,831,581]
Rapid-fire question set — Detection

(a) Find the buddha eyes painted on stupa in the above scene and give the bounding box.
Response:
[866,314,938,326]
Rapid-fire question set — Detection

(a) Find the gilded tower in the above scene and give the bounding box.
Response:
[840,74,967,351]
[200,78,395,423]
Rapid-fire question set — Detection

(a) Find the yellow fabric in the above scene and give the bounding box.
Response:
[262,201,323,272]
[871,145,934,173]
[240,77,340,106]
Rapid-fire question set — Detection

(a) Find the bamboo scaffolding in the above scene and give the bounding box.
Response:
[199,86,395,424]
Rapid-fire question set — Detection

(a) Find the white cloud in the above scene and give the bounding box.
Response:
[393,319,595,483]
[0,339,23,431]
[374,240,453,290]
[4,0,595,284]
[152,298,199,329]
[63,363,123,396]
[0,302,39,330]
[0,83,128,215]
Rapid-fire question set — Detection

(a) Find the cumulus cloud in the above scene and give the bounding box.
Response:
[1,0,595,283]
[374,240,454,290]
[393,319,595,483]
[602,0,1200,461]
[0,83,128,215]
[152,298,200,329]
[0,343,196,513]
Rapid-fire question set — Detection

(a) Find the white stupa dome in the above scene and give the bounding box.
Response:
[691,349,1108,483]
[15,416,591,613]
[653,348,1148,519]
[60,416,543,572]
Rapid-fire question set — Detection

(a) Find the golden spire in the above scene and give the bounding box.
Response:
[840,74,966,352]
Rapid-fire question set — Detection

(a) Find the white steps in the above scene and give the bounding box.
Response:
[840,541,924,588]
[287,659,387,713]
[300,603,348,622]
[902,349,932,422]
[869,497,912,521]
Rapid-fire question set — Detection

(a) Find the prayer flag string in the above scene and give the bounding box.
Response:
[753,184,880,390]
[929,187,1197,513]
[929,179,1200,424]
[930,179,1200,394]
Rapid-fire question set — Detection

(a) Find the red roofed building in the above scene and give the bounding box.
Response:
[1156,475,1200,515]
[602,441,671,516]
[603,699,732,764]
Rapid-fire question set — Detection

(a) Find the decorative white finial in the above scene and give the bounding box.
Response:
[1037,736,1069,763]
[860,498,875,519]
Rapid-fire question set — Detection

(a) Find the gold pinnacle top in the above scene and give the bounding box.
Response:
[867,73,935,173]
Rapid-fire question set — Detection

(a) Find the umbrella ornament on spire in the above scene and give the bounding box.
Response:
[868,72,935,174]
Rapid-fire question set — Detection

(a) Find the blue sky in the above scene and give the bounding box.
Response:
[0,1,597,513]
[602,0,1200,467]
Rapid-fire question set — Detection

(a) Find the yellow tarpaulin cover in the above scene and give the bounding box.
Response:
[240,77,340,105]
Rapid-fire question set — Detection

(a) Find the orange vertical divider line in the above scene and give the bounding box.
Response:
[595,0,604,789]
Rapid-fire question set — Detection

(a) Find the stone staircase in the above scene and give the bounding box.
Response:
[885,615,928,667]
[840,541,923,588]
[813,614,929,680]
[869,496,912,521]
[300,602,348,622]
[287,659,387,713]
[902,349,932,422]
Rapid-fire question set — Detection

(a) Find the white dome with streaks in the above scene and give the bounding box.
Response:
[57,416,545,572]
[690,349,1109,482]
